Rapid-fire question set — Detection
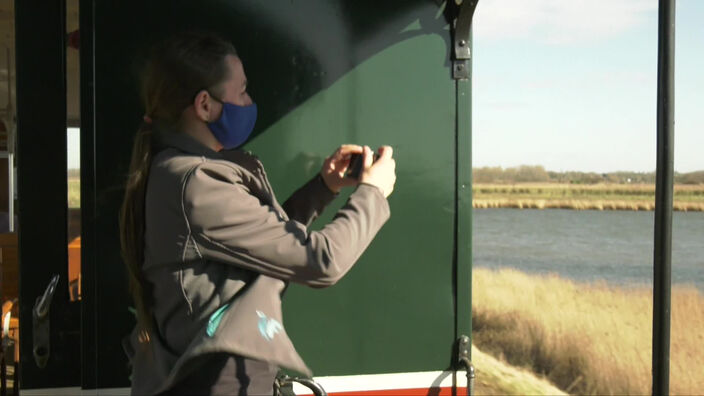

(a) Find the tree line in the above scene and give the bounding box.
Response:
[473,165,704,185]
[68,164,704,184]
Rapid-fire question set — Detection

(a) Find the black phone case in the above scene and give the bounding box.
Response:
[346,153,379,179]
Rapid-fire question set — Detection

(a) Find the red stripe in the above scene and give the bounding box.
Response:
[328,387,466,396]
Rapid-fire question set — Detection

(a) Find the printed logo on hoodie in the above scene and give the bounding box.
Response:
[256,310,282,341]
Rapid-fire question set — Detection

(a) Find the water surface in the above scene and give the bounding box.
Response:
[473,209,704,290]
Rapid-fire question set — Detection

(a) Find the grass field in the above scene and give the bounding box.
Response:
[473,183,704,211]
[68,177,80,208]
[472,267,704,395]
[67,179,704,211]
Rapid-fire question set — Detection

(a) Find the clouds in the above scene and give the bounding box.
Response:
[473,0,657,45]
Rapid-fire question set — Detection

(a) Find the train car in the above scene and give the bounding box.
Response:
[8,0,478,394]
[2,0,676,394]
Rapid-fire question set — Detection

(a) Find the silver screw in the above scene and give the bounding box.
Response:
[459,40,466,47]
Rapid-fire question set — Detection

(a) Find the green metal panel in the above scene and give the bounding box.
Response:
[247,33,456,376]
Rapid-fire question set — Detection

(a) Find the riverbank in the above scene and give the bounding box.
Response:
[472,344,565,395]
[472,267,704,394]
[473,183,704,211]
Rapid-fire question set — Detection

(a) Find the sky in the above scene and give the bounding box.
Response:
[68,1,702,173]
[472,0,703,173]
[67,128,79,169]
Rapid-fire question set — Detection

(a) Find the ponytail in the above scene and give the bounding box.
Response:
[119,122,155,335]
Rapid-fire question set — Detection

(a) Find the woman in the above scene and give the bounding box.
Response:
[120,31,396,395]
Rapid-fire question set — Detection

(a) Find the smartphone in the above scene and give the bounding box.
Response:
[346,152,379,179]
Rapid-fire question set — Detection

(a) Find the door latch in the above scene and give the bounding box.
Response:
[33,274,60,368]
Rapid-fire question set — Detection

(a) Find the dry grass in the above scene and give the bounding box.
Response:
[472,267,704,395]
[473,198,704,212]
[473,183,704,211]
[472,344,566,395]
[68,177,80,208]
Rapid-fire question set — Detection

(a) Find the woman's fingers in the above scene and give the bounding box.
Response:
[333,144,364,161]
[377,145,393,160]
[362,146,374,169]
[359,145,396,198]
[323,144,396,197]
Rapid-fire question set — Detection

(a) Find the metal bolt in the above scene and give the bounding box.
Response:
[462,336,469,343]
[457,64,464,70]
[459,40,466,47]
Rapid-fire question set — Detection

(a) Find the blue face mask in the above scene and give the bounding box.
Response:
[207,95,258,150]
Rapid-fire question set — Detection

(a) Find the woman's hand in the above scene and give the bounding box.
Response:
[360,145,396,198]
[319,144,364,193]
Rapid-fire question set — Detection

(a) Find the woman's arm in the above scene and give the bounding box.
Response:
[282,144,366,225]
[281,174,337,227]
[183,162,390,288]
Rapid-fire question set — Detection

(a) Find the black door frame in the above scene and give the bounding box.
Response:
[15,0,81,389]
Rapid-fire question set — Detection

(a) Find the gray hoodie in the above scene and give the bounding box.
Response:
[123,132,390,395]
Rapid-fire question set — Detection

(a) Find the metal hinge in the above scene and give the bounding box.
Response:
[451,0,479,80]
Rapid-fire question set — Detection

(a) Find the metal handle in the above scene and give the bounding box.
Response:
[458,356,476,396]
[33,274,60,368]
[34,275,59,318]
[2,300,17,361]
[2,300,14,337]
[274,374,327,396]
[457,335,475,396]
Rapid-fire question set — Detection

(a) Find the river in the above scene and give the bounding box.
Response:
[473,208,704,291]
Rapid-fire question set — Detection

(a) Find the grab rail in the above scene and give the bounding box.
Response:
[274,374,327,396]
